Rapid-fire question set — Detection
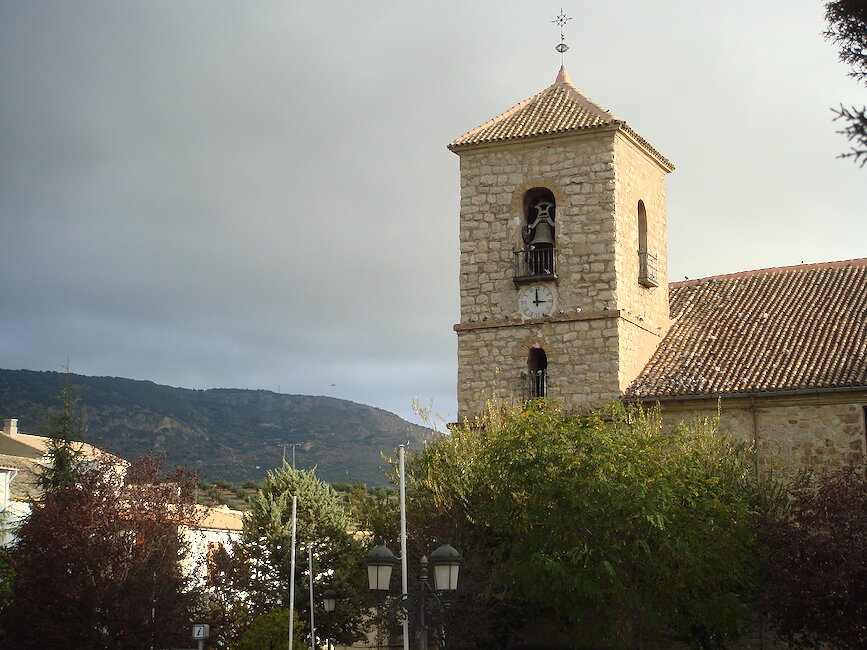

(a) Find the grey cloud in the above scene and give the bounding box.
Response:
[1,1,865,426]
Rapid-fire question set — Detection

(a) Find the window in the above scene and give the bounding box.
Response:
[637,200,658,287]
[522,348,548,399]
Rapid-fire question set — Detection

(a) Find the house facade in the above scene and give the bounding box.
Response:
[0,417,243,584]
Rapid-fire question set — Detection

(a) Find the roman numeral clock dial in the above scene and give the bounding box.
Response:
[519,284,555,319]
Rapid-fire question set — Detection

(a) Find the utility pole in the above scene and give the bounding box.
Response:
[282,443,297,469]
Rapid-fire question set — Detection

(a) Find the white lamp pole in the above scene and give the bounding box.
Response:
[308,545,315,649]
[399,444,409,650]
[288,495,297,650]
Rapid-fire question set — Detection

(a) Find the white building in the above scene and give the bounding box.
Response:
[0,417,244,586]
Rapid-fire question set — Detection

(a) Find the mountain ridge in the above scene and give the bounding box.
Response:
[0,368,435,485]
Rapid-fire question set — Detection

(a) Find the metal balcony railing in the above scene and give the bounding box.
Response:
[638,250,659,287]
[513,248,557,282]
[521,370,547,399]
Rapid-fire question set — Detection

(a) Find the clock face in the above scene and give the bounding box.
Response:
[519,284,555,319]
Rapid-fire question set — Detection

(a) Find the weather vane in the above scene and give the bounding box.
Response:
[553,9,572,65]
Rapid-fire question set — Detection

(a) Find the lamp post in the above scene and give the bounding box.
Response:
[365,539,462,650]
[365,540,397,650]
[322,587,338,650]
[366,539,398,595]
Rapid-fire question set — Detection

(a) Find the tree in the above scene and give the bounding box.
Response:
[1,456,202,649]
[224,465,368,648]
[235,609,311,650]
[381,400,786,650]
[38,372,85,492]
[825,1,867,165]
[758,463,866,649]
[350,417,529,649]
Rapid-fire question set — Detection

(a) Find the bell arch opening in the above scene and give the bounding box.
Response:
[515,188,557,280]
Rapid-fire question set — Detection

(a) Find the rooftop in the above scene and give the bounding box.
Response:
[2,430,123,463]
[448,67,673,170]
[627,258,867,399]
[194,504,244,532]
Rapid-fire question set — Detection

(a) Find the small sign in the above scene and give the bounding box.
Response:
[192,624,210,639]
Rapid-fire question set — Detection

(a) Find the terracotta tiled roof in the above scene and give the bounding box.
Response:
[448,67,674,170]
[194,504,244,532]
[6,431,124,464]
[626,259,867,398]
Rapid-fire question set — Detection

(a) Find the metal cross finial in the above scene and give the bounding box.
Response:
[553,9,572,65]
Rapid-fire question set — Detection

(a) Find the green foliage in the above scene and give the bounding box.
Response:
[399,400,786,649]
[825,0,867,165]
[235,609,310,650]
[348,483,400,546]
[38,375,84,493]
[216,465,368,648]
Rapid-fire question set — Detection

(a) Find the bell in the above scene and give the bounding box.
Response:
[527,200,555,247]
[529,220,555,246]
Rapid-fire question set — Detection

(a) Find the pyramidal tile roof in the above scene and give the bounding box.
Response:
[626,259,867,398]
[449,67,673,169]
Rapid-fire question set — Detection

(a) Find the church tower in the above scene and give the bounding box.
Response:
[449,67,674,420]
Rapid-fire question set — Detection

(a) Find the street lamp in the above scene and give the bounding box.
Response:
[323,587,338,613]
[429,540,462,592]
[322,587,338,650]
[365,539,398,594]
[365,539,463,650]
[366,540,398,650]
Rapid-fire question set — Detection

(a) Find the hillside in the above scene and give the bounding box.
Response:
[0,369,435,485]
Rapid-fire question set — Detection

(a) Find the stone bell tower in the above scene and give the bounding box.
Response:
[449,67,674,421]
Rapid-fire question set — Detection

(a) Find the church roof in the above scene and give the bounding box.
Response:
[448,67,673,170]
[626,258,867,399]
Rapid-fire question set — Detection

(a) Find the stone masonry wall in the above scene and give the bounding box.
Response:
[618,318,667,394]
[455,131,624,419]
[656,394,866,476]
[612,132,672,390]
[454,129,674,420]
[456,131,619,323]
[456,313,622,420]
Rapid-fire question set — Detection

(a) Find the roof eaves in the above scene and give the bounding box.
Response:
[449,120,622,152]
[625,384,867,402]
[617,124,675,172]
[448,90,543,152]
[671,257,867,288]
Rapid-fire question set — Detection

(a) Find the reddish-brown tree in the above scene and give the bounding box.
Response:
[1,456,202,650]
[759,463,867,649]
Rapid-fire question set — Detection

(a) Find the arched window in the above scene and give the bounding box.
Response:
[523,347,548,399]
[515,188,557,280]
[637,200,658,287]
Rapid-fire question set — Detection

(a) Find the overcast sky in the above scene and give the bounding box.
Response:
[1,1,864,426]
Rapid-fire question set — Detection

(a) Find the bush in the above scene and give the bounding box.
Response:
[381,400,787,649]
[759,463,867,648]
